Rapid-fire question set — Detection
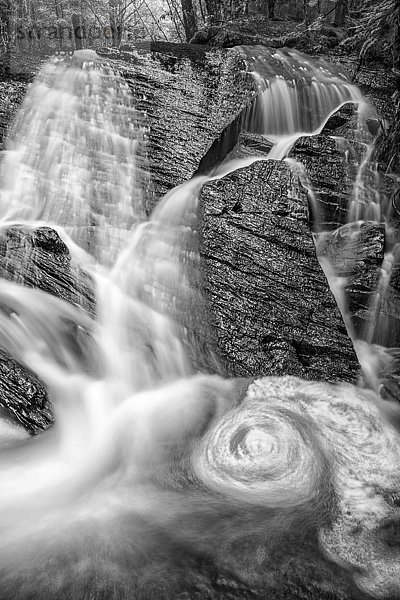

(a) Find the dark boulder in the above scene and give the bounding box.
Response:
[0,226,95,431]
[201,132,359,382]
[0,226,95,314]
[0,349,52,433]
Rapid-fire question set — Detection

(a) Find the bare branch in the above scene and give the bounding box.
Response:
[141,0,169,40]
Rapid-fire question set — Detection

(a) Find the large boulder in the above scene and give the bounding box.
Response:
[201,131,359,381]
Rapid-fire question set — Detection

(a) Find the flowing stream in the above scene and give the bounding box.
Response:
[0,48,399,600]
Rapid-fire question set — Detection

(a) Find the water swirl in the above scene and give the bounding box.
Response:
[193,378,329,510]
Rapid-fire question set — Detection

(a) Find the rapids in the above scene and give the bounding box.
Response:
[0,48,399,600]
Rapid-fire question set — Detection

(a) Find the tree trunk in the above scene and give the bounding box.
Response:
[71,13,83,50]
[225,0,248,18]
[109,0,122,47]
[204,0,222,24]
[268,0,276,18]
[30,3,41,50]
[257,0,269,17]
[334,0,347,26]
[303,0,319,26]
[181,0,197,41]
[394,9,400,90]
[54,0,64,50]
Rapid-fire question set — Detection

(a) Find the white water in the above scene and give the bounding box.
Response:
[0,49,399,600]
[308,95,399,384]
[239,47,364,159]
[0,51,147,266]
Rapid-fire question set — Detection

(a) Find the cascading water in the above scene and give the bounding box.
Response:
[238,46,364,160]
[307,83,400,393]
[0,47,399,600]
[0,49,147,266]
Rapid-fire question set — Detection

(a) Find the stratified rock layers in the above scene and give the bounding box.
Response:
[0,43,362,434]
[201,151,358,381]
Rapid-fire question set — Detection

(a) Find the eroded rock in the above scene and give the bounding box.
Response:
[99,43,257,209]
[0,226,95,431]
[201,136,359,382]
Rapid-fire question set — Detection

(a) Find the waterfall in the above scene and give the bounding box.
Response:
[0,50,148,266]
[239,46,364,159]
[0,47,399,600]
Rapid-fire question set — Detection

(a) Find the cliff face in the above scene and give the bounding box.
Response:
[0,42,365,432]
[104,43,361,381]
[201,134,359,381]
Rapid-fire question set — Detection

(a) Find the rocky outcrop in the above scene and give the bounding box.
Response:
[0,350,52,433]
[1,42,391,430]
[0,226,95,431]
[201,132,359,381]
[0,226,95,314]
[99,42,257,209]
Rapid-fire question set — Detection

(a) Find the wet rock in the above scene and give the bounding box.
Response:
[0,226,95,431]
[0,226,95,315]
[313,221,400,351]
[316,222,385,334]
[99,43,257,209]
[200,139,359,382]
[0,350,53,433]
[292,133,356,231]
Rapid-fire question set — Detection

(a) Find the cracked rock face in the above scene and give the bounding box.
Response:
[0,226,95,432]
[200,143,359,382]
[0,43,363,432]
[99,42,257,211]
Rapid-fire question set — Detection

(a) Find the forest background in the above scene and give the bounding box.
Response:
[0,0,399,173]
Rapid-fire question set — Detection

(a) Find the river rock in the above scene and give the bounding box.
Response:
[200,131,359,382]
[0,349,53,433]
[0,226,95,313]
[0,226,95,431]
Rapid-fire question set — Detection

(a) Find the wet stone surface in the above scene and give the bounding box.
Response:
[201,139,359,382]
[99,43,257,210]
[0,226,95,431]
[0,350,53,433]
[0,226,95,315]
